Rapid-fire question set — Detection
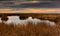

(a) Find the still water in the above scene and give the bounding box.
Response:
[0,16,55,26]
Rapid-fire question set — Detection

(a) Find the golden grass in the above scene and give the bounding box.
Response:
[0,22,60,36]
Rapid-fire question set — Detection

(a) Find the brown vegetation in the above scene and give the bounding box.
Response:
[0,22,60,36]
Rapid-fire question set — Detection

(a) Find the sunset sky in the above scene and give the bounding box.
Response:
[0,8,60,13]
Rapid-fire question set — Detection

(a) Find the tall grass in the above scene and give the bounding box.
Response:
[0,22,60,36]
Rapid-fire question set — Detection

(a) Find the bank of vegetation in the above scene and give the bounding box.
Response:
[0,22,60,36]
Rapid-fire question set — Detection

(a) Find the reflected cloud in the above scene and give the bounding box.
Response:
[0,16,55,26]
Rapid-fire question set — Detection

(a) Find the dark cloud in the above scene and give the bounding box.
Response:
[0,0,60,1]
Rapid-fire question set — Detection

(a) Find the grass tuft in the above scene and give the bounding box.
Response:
[0,22,60,36]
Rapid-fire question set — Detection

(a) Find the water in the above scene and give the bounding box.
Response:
[0,16,56,26]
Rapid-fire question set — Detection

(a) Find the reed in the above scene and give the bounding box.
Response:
[0,22,59,36]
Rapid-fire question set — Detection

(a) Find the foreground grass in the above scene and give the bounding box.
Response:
[0,22,60,36]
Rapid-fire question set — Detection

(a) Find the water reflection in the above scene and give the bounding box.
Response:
[0,16,55,26]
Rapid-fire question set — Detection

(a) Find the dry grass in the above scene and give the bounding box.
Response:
[0,22,60,36]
